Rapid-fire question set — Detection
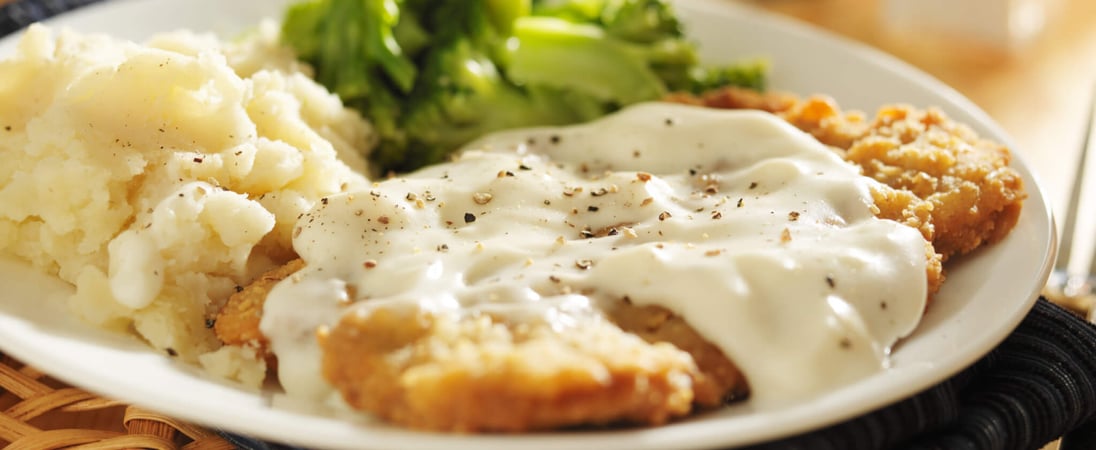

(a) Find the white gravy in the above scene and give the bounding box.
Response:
[260,103,928,407]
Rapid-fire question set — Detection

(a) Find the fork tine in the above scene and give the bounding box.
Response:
[1055,85,1096,272]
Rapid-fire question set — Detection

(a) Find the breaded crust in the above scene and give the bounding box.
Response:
[667,87,1026,262]
[217,259,750,430]
[320,307,712,432]
[605,301,749,407]
[213,90,1018,431]
[214,258,305,350]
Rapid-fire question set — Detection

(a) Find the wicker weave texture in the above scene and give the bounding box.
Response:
[0,353,233,449]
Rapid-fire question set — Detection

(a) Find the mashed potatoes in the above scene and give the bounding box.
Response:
[0,24,372,375]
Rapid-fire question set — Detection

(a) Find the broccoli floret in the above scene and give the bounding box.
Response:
[688,61,768,93]
[600,0,684,43]
[392,9,430,58]
[284,0,417,97]
[386,40,603,170]
[281,0,768,173]
[532,0,682,42]
[377,2,605,170]
[530,0,604,22]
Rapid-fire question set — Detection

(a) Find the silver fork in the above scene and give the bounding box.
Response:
[1027,83,1096,450]
[1043,87,1096,319]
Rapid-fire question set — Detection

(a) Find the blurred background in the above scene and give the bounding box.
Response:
[744,0,1096,274]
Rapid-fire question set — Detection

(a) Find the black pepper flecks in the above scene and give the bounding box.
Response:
[205,318,216,329]
[166,348,178,357]
[550,135,561,144]
[587,206,599,212]
[788,211,800,221]
[825,275,836,288]
[464,212,477,223]
[749,182,758,189]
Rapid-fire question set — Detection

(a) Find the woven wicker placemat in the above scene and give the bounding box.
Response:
[0,352,232,450]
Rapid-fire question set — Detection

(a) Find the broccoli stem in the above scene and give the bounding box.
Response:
[506,16,665,105]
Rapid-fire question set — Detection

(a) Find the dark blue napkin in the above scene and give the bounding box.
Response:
[0,0,99,35]
[4,2,1095,449]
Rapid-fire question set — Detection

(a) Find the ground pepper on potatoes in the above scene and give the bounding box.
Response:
[0,24,373,384]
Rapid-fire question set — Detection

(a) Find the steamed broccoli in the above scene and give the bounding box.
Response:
[281,0,767,173]
[387,31,603,170]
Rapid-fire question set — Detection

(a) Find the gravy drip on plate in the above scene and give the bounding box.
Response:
[261,103,928,406]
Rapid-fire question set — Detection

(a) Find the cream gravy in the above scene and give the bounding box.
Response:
[260,103,928,407]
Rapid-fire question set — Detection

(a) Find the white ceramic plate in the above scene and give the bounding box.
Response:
[0,1,1056,449]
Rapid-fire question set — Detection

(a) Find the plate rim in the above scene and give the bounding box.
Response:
[0,0,1058,449]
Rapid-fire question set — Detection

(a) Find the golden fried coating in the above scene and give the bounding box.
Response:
[216,260,749,430]
[605,302,748,407]
[212,90,1020,431]
[320,306,707,432]
[846,106,1025,259]
[214,258,305,350]
[668,87,1026,262]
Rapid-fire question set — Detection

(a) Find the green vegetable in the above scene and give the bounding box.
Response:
[281,0,767,173]
[506,17,669,104]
